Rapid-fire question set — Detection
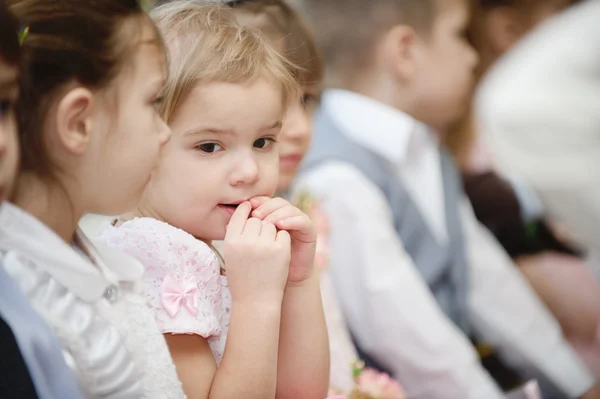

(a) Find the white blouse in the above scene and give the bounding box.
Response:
[0,203,185,398]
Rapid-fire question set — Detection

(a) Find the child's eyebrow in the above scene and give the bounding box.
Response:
[266,121,282,130]
[184,121,282,137]
[184,127,236,136]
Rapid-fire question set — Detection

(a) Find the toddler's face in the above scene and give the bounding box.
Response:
[412,0,478,131]
[0,58,19,203]
[276,85,318,193]
[147,78,283,240]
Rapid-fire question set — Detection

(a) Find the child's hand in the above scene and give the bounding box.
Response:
[250,197,317,285]
[224,202,291,304]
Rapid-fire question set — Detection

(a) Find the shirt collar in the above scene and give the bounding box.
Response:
[322,89,437,165]
[0,202,142,302]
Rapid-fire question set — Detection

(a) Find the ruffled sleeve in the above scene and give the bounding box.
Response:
[99,218,223,338]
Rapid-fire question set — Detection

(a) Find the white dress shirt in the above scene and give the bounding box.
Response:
[294,90,594,399]
[477,0,600,262]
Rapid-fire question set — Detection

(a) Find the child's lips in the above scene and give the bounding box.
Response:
[219,203,240,209]
[217,204,238,217]
[217,199,251,216]
[219,198,249,208]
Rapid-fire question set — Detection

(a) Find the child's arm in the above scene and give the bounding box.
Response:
[165,299,284,399]
[209,299,283,398]
[251,197,330,399]
[463,202,596,398]
[164,334,216,398]
[208,202,290,398]
[277,274,330,399]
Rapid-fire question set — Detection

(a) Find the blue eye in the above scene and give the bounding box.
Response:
[196,142,224,153]
[254,137,276,150]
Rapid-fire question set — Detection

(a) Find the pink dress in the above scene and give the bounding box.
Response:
[99,218,231,365]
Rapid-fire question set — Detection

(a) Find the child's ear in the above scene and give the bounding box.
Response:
[383,25,418,81]
[486,7,521,55]
[55,87,95,155]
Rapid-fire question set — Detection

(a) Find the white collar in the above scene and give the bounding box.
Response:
[0,202,143,302]
[323,89,437,165]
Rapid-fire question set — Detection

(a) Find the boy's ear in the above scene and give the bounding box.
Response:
[383,25,418,81]
[486,7,521,54]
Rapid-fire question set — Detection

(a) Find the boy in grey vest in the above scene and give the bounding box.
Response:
[295,0,599,398]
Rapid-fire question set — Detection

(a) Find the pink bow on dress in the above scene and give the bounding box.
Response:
[161,274,199,318]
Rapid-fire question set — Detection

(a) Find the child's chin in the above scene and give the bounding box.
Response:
[208,224,227,242]
[185,222,226,243]
[214,231,226,241]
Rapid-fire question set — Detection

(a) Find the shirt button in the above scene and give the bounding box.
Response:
[103,285,119,303]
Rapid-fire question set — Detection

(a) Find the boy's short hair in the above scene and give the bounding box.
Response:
[151,1,299,122]
[299,0,436,87]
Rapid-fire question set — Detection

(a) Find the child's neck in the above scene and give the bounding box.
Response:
[11,172,81,243]
[346,73,417,119]
[129,196,166,224]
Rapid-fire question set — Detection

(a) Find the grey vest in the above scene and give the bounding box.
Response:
[303,109,470,333]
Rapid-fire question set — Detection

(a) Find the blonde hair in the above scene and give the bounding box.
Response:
[151,1,300,122]
[228,0,323,88]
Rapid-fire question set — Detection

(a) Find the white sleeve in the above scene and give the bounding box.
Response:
[295,163,504,399]
[462,200,595,397]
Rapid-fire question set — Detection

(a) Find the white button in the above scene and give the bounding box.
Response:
[103,285,119,303]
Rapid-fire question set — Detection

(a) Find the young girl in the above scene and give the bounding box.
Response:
[227,2,406,398]
[0,0,185,397]
[100,2,330,398]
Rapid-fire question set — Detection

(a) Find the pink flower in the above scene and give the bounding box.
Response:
[356,368,405,399]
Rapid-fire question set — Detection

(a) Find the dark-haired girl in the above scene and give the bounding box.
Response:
[0,1,185,397]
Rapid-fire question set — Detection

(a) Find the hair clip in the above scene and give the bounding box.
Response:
[18,25,29,45]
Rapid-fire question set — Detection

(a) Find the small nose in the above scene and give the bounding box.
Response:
[230,152,260,186]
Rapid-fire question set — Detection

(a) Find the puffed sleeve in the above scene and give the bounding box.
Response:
[100,218,223,337]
